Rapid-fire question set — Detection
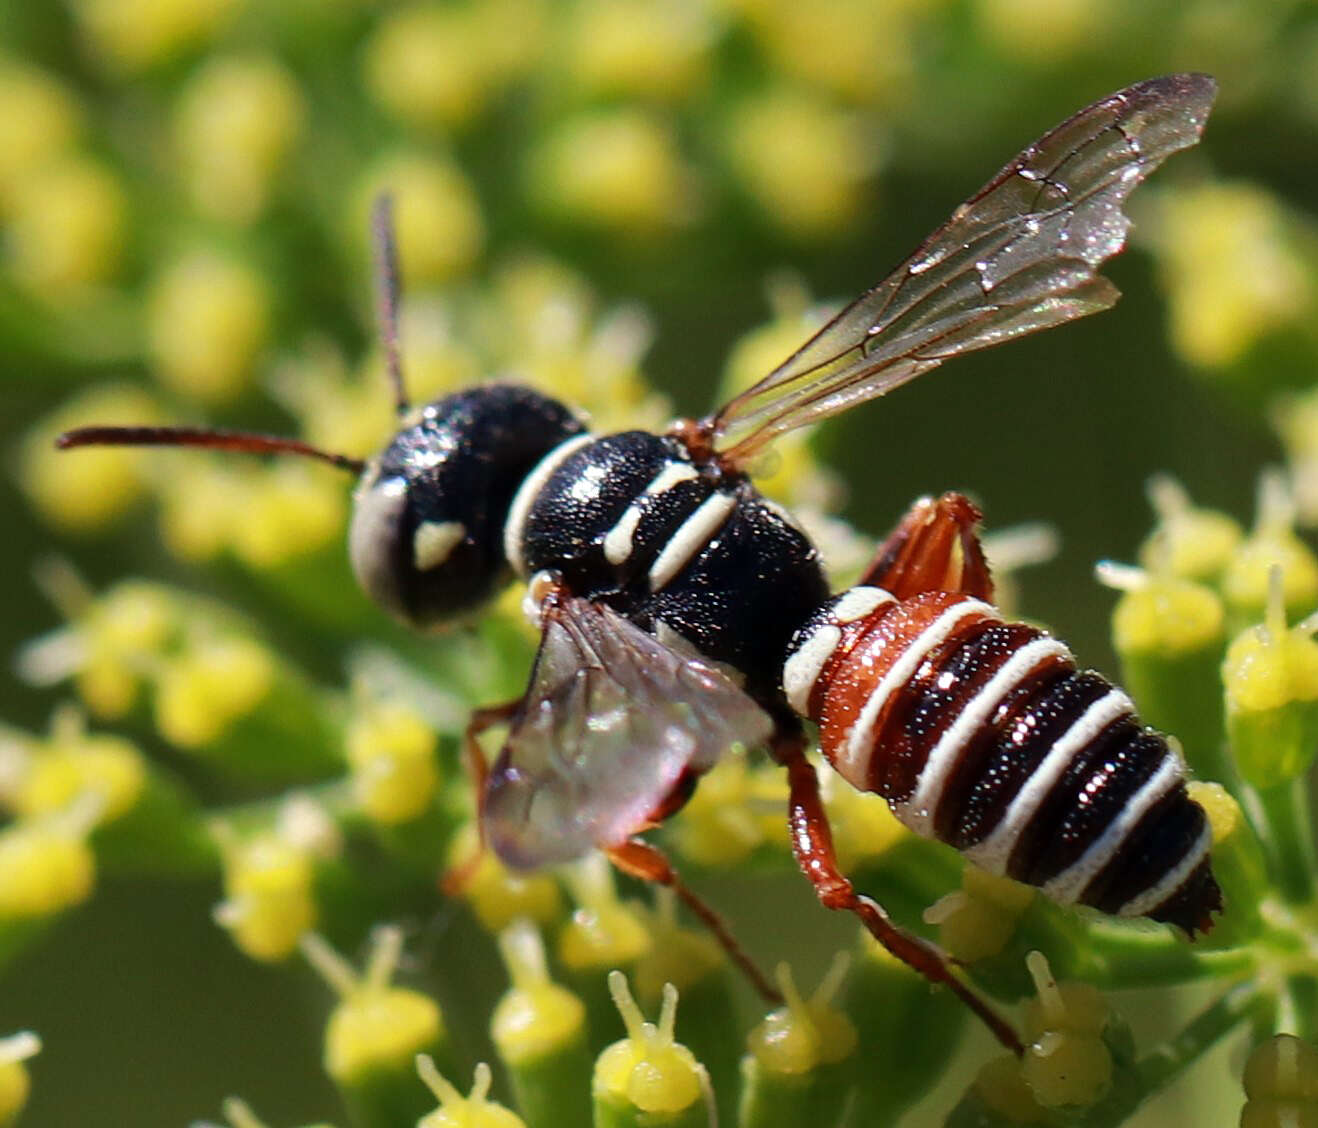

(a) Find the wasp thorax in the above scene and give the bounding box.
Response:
[348,384,585,629]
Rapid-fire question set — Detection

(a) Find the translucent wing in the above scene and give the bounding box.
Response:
[711,74,1217,464]
[483,596,774,869]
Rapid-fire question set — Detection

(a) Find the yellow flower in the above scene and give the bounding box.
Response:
[146,251,272,403]
[72,0,243,72]
[567,0,713,102]
[0,60,82,211]
[174,54,305,225]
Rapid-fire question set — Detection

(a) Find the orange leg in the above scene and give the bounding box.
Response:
[608,838,782,1005]
[861,491,995,602]
[441,698,522,896]
[776,728,1023,1054]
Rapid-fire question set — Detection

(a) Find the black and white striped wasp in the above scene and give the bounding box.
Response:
[60,75,1220,1051]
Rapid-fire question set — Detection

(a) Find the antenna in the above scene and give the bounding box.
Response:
[371,193,409,416]
[56,425,367,475]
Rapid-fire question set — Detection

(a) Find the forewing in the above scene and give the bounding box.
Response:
[712,74,1217,463]
[483,597,774,869]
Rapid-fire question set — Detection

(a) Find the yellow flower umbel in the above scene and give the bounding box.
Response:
[146,250,272,404]
[1139,475,1244,586]
[1241,1034,1318,1128]
[417,1059,526,1128]
[491,920,591,1128]
[0,1032,40,1128]
[594,971,708,1128]
[303,928,450,1128]
[174,54,305,226]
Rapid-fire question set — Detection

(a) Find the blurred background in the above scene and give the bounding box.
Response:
[2,0,1317,1124]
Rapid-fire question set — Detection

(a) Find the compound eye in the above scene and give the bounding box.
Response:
[348,473,412,623]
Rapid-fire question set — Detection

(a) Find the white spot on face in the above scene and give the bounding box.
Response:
[831,586,893,624]
[503,433,594,578]
[648,491,738,592]
[412,520,466,572]
[783,624,842,717]
[964,688,1135,874]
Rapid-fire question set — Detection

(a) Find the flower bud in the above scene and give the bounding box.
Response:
[346,698,440,826]
[0,1032,40,1128]
[417,1059,526,1128]
[214,827,317,961]
[594,972,706,1128]
[491,920,591,1128]
[445,825,564,934]
[1241,1034,1318,1128]
[304,928,449,1128]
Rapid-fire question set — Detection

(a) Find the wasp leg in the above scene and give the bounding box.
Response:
[776,726,1023,1055]
[608,838,782,1005]
[441,698,523,895]
[860,491,994,602]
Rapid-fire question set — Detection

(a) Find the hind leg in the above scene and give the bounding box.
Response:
[861,491,994,601]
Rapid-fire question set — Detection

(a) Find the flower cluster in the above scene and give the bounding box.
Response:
[7,0,1318,1125]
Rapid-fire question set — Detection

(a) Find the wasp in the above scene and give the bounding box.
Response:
[59,74,1221,1053]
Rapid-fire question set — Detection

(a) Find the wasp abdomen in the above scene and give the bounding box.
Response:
[783,588,1222,934]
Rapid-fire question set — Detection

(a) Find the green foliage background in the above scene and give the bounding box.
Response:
[2,0,1317,1124]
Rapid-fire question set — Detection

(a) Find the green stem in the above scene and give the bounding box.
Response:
[1082,980,1268,1127]
[1245,778,1317,906]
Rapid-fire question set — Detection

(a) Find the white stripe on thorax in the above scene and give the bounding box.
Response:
[602,461,700,565]
[1117,822,1212,918]
[899,636,1070,836]
[836,599,994,786]
[1042,750,1182,905]
[648,491,738,591]
[503,433,594,577]
[964,688,1134,874]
